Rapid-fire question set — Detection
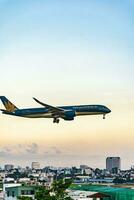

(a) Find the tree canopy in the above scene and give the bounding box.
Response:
[35,179,73,200]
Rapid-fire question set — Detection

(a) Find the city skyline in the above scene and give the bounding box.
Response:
[0,0,134,169]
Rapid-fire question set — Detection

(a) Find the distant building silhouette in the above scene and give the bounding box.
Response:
[106,157,121,173]
[31,162,40,170]
[4,164,14,171]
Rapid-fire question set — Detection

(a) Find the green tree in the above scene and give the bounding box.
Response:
[52,179,72,200]
[35,186,55,200]
[35,179,73,200]
[113,177,125,184]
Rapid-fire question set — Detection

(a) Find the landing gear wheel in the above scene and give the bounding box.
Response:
[103,114,106,119]
[56,119,60,123]
[53,118,60,123]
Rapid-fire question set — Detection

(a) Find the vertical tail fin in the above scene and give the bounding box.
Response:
[0,96,18,112]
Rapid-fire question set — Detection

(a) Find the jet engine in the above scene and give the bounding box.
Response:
[63,110,76,120]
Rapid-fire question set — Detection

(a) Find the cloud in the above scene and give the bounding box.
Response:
[0,144,63,164]
[51,146,62,154]
[26,143,38,154]
[0,144,106,168]
[0,146,12,157]
[0,143,39,158]
[3,146,12,152]
[44,146,62,155]
[0,151,8,157]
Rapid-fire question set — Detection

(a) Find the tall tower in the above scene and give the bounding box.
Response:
[106,157,121,173]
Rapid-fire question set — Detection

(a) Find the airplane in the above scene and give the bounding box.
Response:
[0,96,111,123]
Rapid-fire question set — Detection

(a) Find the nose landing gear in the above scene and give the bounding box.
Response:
[53,118,60,123]
[103,114,106,119]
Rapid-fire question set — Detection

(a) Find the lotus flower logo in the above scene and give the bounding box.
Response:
[4,102,17,112]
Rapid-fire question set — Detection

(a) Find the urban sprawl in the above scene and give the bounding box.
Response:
[1,157,134,199]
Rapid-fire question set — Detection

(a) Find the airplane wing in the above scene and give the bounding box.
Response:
[33,97,65,114]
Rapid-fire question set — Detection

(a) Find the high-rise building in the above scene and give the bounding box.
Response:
[31,162,40,170]
[106,157,121,173]
[4,164,14,171]
[80,165,89,170]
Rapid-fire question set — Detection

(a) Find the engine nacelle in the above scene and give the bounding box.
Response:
[63,110,76,120]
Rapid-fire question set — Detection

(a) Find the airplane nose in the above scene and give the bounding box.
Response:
[107,108,111,113]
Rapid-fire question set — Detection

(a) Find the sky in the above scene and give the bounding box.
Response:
[0,0,134,169]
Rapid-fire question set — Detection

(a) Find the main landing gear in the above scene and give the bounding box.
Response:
[103,114,106,119]
[53,118,60,124]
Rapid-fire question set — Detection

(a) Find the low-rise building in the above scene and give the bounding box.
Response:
[68,190,111,200]
[4,165,14,172]
[3,183,35,200]
[31,162,40,170]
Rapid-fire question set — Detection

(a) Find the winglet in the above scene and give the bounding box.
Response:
[33,97,45,107]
